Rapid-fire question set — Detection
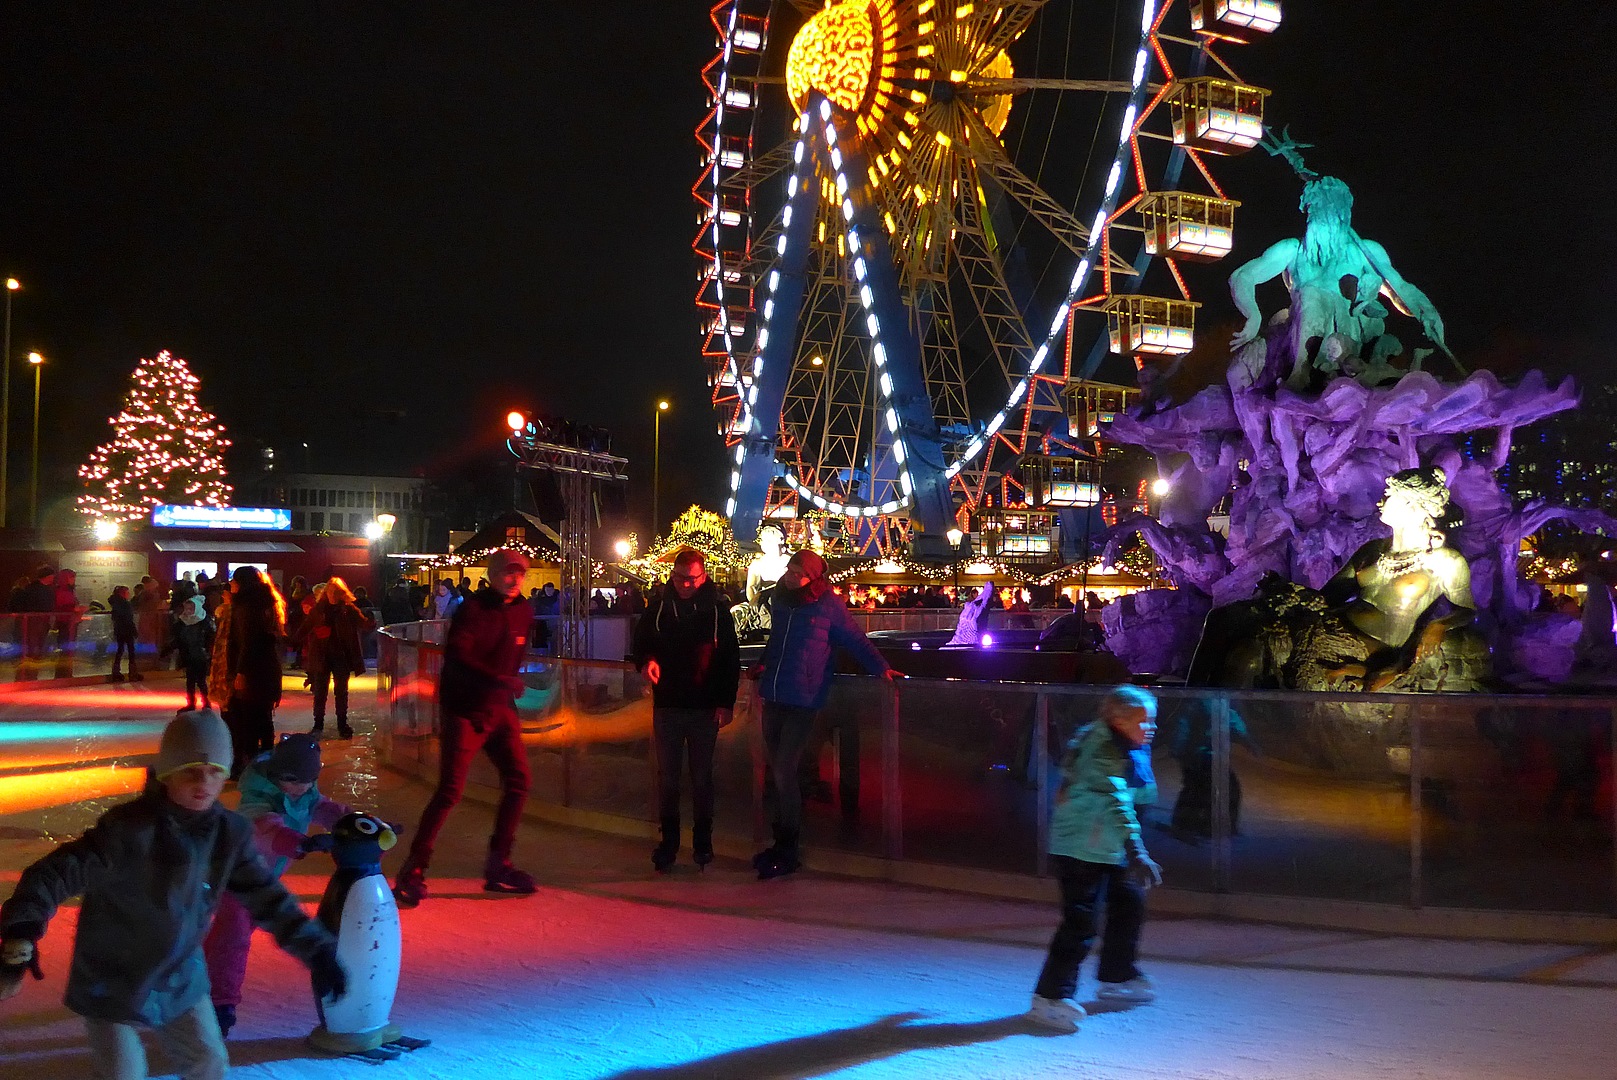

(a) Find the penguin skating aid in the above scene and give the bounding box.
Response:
[307,812,432,1061]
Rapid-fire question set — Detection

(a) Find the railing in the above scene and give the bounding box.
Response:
[0,613,172,683]
[377,625,1617,922]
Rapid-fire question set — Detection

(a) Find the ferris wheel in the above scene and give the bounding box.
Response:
[695,0,1279,550]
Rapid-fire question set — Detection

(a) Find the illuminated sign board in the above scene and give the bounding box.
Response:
[151,505,292,531]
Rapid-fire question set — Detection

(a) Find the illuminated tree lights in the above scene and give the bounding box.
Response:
[77,350,232,525]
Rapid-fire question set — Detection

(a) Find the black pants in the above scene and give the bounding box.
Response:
[762,701,818,835]
[407,710,530,869]
[311,668,351,723]
[184,657,209,706]
[1034,855,1146,1000]
[112,632,137,675]
[226,698,277,776]
[654,707,719,824]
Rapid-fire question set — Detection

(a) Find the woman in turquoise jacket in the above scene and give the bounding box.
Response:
[1028,685,1163,1033]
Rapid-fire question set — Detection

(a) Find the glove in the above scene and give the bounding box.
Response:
[298,833,335,857]
[1,938,44,1002]
[309,947,348,1003]
[1127,853,1163,889]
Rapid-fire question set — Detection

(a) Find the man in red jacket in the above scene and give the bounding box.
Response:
[393,549,537,907]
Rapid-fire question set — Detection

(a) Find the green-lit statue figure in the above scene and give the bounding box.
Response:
[1228,134,1452,391]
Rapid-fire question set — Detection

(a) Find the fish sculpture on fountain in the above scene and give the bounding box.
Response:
[1101,131,1612,689]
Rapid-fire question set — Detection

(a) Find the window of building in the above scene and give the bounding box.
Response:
[318,490,330,507]
[311,512,325,530]
[292,511,306,530]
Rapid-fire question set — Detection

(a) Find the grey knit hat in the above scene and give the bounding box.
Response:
[154,710,233,779]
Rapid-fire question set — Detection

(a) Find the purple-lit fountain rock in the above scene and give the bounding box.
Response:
[1101,145,1613,688]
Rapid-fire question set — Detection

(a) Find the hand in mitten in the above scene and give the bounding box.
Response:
[309,947,348,1003]
[1,938,44,1002]
[298,833,335,857]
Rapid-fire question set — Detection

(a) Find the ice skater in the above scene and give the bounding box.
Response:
[1028,685,1162,1032]
[393,549,538,907]
[0,711,347,1079]
[202,732,354,1038]
[752,548,898,880]
[631,548,741,872]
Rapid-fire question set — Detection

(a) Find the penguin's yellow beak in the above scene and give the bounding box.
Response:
[378,827,397,851]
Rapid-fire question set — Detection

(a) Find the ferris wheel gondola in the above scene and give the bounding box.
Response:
[694,0,1277,551]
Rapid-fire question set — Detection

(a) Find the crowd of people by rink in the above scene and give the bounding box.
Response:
[0,545,1178,1076]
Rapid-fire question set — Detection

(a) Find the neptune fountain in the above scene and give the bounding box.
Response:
[1101,135,1612,689]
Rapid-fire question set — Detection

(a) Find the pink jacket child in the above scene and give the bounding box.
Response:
[202,733,352,1038]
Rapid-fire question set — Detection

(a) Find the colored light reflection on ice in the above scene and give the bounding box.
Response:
[0,764,145,815]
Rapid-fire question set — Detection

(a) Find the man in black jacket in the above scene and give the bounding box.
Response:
[394,549,537,907]
[631,548,741,871]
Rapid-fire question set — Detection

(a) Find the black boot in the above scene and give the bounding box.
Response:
[751,820,782,871]
[652,816,680,873]
[692,818,714,869]
[757,826,801,880]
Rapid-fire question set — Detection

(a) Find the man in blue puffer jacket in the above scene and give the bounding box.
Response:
[753,549,898,879]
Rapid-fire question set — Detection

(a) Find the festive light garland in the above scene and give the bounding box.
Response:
[418,539,561,570]
[627,505,749,581]
[827,550,1160,587]
[77,350,231,525]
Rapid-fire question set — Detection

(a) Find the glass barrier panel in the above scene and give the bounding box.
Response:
[896,678,1044,875]
[1223,691,1414,904]
[1124,687,1222,893]
[714,675,763,845]
[1417,698,1614,913]
[550,660,655,821]
[515,655,567,805]
[783,676,889,859]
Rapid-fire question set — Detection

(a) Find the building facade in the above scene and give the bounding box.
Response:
[245,472,434,552]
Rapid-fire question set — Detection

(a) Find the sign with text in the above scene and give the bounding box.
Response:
[151,505,292,531]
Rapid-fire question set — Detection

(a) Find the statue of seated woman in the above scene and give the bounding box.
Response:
[1191,467,1490,692]
[1290,466,1490,692]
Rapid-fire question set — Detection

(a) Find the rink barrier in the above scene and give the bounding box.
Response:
[376,624,1617,943]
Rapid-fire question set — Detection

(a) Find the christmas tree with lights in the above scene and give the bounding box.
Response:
[78,350,232,524]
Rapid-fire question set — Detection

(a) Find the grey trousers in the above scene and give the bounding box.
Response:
[84,998,228,1080]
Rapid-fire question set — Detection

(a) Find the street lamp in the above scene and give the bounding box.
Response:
[613,539,631,560]
[946,527,965,605]
[363,520,385,541]
[92,519,119,543]
[2,277,19,527]
[653,399,670,537]
[27,351,43,527]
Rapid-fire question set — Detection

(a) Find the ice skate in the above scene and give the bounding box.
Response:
[1095,975,1155,1003]
[692,818,714,869]
[755,827,800,880]
[483,858,538,895]
[1026,994,1085,1032]
[392,865,427,909]
[652,816,680,874]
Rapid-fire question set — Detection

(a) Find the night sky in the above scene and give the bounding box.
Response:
[0,2,1610,533]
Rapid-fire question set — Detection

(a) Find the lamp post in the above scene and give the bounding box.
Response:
[653,399,670,537]
[946,527,964,606]
[27,351,43,528]
[2,277,19,527]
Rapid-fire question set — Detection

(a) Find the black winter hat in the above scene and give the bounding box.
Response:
[266,733,322,783]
